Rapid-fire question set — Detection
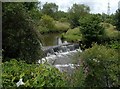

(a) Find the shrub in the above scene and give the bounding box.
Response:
[54,21,70,32]
[2,59,67,88]
[101,22,120,39]
[74,44,119,87]
[61,27,82,42]
[40,15,55,31]
[79,14,105,48]
[2,3,43,63]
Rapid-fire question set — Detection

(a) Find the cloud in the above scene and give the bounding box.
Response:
[39,0,119,14]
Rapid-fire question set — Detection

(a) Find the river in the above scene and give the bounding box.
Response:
[41,33,62,46]
[40,33,82,74]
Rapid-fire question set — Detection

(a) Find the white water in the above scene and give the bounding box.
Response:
[39,37,82,73]
[38,48,82,73]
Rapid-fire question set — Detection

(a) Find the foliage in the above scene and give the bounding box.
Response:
[79,14,105,48]
[68,3,90,28]
[61,27,82,42]
[78,44,119,87]
[114,9,120,31]
[39,15,55,33]
[106,40,120,50]
[56,11,68,20]
[39,20,70,33]
[2,59,67,88]
[42,2,58,19]
[2,2,43,63]
[68,64,86,87]
[54,21,70,32]
[101,23,118,37]
[59,17,68,22]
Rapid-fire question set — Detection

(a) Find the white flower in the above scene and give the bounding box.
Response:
[16,78,24,87]
[93,58,100,63]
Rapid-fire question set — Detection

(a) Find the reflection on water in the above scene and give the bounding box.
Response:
[41,33,62,46]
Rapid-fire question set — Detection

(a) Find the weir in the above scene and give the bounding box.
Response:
[39,38,82,74]
[42,43,80,56]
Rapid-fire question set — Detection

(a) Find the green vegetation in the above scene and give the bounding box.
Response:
[42,2,58,19]
[114,9,120,31]
[68,3,90,28]
[54,21,70,32]
[101,22,120,39]
[79,14,105,48]
[69,44,119,87]
[2,2,43,63]
[38,15,55,33]
[2,59,67,88]
[61,27,82,42]
[39,19,70,34]
[2,1,120,88]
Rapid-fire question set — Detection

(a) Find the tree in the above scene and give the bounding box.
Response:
[42,2,58,19]
[2,2,43,63]
[114,9,120,31]
[40,15,55,31]
[23,2,42,21]
[68,3,90,28]
[80,44,119,87]
[70,44,119,87]
[79,14,105,48]
[55,10,68,21]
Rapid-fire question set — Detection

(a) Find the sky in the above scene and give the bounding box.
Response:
[39,0,120,14]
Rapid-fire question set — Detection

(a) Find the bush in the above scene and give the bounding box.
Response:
[2,3,43,63]
[2,59,67,88]
[72,44,119,87]
[101,22,120,39]
[38,26,49,34]
[40,15,55,32]
[114,9,120,31]
[61,27,82,42]
[79,14,105,48]
[54,21,70,32]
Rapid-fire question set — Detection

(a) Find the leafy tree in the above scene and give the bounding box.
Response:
[2,2,43,63]
[114,9,120,31]
[80,44,119,87]
[55,10,68,21]
[23,2,42,21]
[79,14,105,48]
[68,3,90,28]
[70,44,119,88]
[42,2,58,19]
[40,15,55,32]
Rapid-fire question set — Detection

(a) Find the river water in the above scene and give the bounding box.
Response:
[41,33,62,46]
[40,33,82,74]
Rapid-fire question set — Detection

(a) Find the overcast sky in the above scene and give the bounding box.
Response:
[39,0,119,14]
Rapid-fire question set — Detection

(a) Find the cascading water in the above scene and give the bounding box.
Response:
[57,37,63,45]
[39,40,82,74]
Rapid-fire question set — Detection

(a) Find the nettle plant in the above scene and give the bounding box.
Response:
[2,59,67,88]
